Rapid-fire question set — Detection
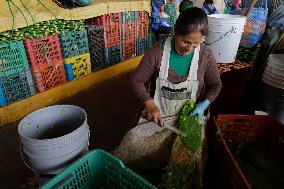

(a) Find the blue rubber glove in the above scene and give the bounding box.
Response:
[190,99,210,118]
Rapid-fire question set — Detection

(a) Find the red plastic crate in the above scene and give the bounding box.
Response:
[137,21,149,38]
[104,26,120,48]
[121,22,136,43]
[86,13,121,27]
[137,11,149,24]
[24,35,63,70]
[213,114,284,189]
[122,41,136,61]
[32,61,66,92]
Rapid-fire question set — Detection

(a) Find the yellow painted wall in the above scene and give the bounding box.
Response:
[1,0,151,32]
[0,56,142,126]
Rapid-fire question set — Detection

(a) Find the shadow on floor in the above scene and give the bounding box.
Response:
[0,72,142,189]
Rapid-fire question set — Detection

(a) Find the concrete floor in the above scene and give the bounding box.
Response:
[0,72,142,188]
[0,69,246,189]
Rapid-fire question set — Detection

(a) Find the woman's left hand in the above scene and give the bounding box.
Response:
[190,99,210,118]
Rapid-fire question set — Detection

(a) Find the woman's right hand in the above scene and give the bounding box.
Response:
[142,99,164,126]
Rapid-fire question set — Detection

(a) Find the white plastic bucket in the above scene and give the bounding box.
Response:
[18,105,90,175]
[205,14,247,63]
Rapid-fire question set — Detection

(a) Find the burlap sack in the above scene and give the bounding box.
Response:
[113,116,178,171]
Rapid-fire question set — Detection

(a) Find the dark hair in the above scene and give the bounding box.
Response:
[179,0,193,13]
[174,7,208,36]
[203,0,214,5]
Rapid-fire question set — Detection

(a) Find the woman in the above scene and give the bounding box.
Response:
[202,0,219,15]
[131,7,222,126]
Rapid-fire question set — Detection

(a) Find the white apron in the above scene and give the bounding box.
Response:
[140,37,200,122]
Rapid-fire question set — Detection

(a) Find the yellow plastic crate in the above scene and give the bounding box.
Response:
[64,53,91,80]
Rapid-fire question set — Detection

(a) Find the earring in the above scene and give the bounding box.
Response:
[201,36,206,43]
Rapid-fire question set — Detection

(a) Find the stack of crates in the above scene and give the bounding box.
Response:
[0,40,35,106]
[121,11,137,61]
[59,30,91,80]
[24,35,66,92]
[136,11,150,56]
[86,13,122,71]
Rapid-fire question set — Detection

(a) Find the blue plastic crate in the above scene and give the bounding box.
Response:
[59,30,90,59]
[121,11,137,23]
[64,64,75,80]
[91,45,122,71]
[41,150,157,189]
[0,70,35,106]
[0,40,30,77]
[103,46,122,65]
[136,37,150,56]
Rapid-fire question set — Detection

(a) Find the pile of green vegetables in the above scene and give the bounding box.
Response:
[161,100,202,189]
[179,100,202,153]
[236,141,284,189]
[161,162,197,189]
[236,43,262,64]
[0,19,85,42]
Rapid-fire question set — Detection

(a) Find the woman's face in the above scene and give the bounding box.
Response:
[174,31,203,55]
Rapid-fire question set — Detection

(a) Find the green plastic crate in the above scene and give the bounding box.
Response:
[0,40,30,77]
[40,150,158,189]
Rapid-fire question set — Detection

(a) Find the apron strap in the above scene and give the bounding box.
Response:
[187,46,200,81]
[159,37,200,83]
[159,37,172,80]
